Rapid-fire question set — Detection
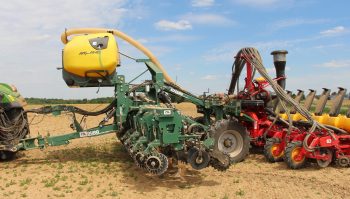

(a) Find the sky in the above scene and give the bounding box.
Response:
[0,0,349,99]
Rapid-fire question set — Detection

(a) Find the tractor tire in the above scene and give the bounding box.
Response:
[284,141,307,169]
[0,107,29,162]
[211,120,250,163]
[0,151,16,161]
[263,138,284,163]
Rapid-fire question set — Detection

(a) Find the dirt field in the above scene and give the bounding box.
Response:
[1,103,350,199]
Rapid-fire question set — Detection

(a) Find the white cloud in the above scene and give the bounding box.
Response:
[203,40,295,62]
[233,0,283,6]
[154,20,192,31]
[232,0,294,8]
[191,0,215,7]
[313,43,344,49]
[320,26,347,36]
[201,75,217,80]
[182,13,235,26]
[271,18,329,30]
[146,34,200,43]
[316,60,350,68]
[234,0,278,5]
[203,31,347,63]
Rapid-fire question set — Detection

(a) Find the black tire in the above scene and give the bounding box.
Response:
[188,149,210,170]
[316,148,333,168]
[0,107,28,162]
[263,138,284,163]
[284,141,307,169]
[1,108,30,143]
[0,151,16,161]
[211,120,250,163]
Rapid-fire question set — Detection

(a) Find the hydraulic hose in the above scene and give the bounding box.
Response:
[0,108,28,144]
[60,28,175,84]
[302,133,315,152]
[26,99,116,116]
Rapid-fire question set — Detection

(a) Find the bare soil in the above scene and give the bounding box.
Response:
[0,103,349,199]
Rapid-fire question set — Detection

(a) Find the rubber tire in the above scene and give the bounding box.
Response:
[316,148,333,168]
[0,108,27,162]
[284,141,307,169]
[1,108,30,142]
[211,120,250,164]
[188,149,210,170]
[263,138,284,163]
[0,151,16,161]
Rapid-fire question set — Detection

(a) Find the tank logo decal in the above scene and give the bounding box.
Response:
[79,51,100,55]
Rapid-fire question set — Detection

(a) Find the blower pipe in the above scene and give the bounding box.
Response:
[271,50,288,89]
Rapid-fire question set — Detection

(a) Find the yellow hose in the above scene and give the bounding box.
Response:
[60,28,175,84]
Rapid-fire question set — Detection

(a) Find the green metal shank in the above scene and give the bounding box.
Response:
[18,124,118,150]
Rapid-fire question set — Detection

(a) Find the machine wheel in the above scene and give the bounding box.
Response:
[336,156,350,167]
[263,138,284,163]
[187,148,210,170]
[284,141,307,169]
[211,120,250,163]
[0,151,16,161]
[145,153,168,175]
[316,148,333,168]
[134,152,147,169]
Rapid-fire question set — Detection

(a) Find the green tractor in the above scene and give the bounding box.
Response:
[0,83,29,160]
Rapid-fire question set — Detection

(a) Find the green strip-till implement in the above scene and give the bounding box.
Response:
[0,33,250,175]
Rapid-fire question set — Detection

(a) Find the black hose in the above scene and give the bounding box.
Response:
[228,54,246,95]
[25,99,116,116]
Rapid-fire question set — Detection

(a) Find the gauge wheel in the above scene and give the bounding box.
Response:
[284,141,307,169]
[264,138,284,163]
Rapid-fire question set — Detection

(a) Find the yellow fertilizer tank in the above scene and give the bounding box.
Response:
[62,33,119,87]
